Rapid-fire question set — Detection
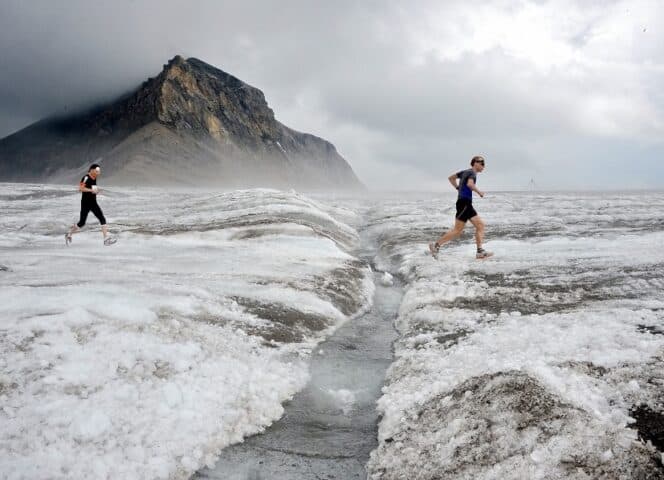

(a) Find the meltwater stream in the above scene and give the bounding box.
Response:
[194,268,402,480]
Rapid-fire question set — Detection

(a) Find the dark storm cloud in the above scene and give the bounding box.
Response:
[1,0,663,189]
[0,0,376,131]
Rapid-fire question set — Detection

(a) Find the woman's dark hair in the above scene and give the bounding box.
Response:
[89,163,100,171]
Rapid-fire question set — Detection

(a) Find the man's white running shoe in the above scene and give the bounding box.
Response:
[476,248,493,259]
[103,236,117,246]
[64,233,72,246]
[429,242,440,259]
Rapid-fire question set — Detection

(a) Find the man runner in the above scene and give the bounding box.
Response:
[429,155,492,259]
[64,164,115,246]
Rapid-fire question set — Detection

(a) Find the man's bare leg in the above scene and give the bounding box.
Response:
[469,215,484,250]
[101,224,118,245]
[65,225,80,245]
[469,215,492,258]
[429,219,466,256]
[436,219,466,246]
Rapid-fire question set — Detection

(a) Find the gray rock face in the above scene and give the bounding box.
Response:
[0,56,364,190]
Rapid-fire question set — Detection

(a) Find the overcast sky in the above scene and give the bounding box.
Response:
[1,0,663,190]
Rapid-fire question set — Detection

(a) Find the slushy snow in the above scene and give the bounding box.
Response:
[363,191,664,479]
[2,186,663,479]
[0,186,373,480]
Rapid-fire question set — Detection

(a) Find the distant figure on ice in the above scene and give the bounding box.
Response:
[429,155,492,259]
[64,164,116,246]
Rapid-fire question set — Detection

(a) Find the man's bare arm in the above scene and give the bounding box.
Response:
[79,182,98,194]
[448,174,458,190]
[467,178,484,197]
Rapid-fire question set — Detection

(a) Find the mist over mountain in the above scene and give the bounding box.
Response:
[0,55,363,190]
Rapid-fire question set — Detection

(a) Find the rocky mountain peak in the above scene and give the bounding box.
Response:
[0,56,364,190]
[150,56,276,142]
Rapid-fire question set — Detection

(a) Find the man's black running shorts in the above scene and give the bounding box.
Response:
[455,198,477,222]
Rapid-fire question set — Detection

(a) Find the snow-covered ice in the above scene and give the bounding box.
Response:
[0,185,373,480]
[1,186,663,480]
[364,191,664,479]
